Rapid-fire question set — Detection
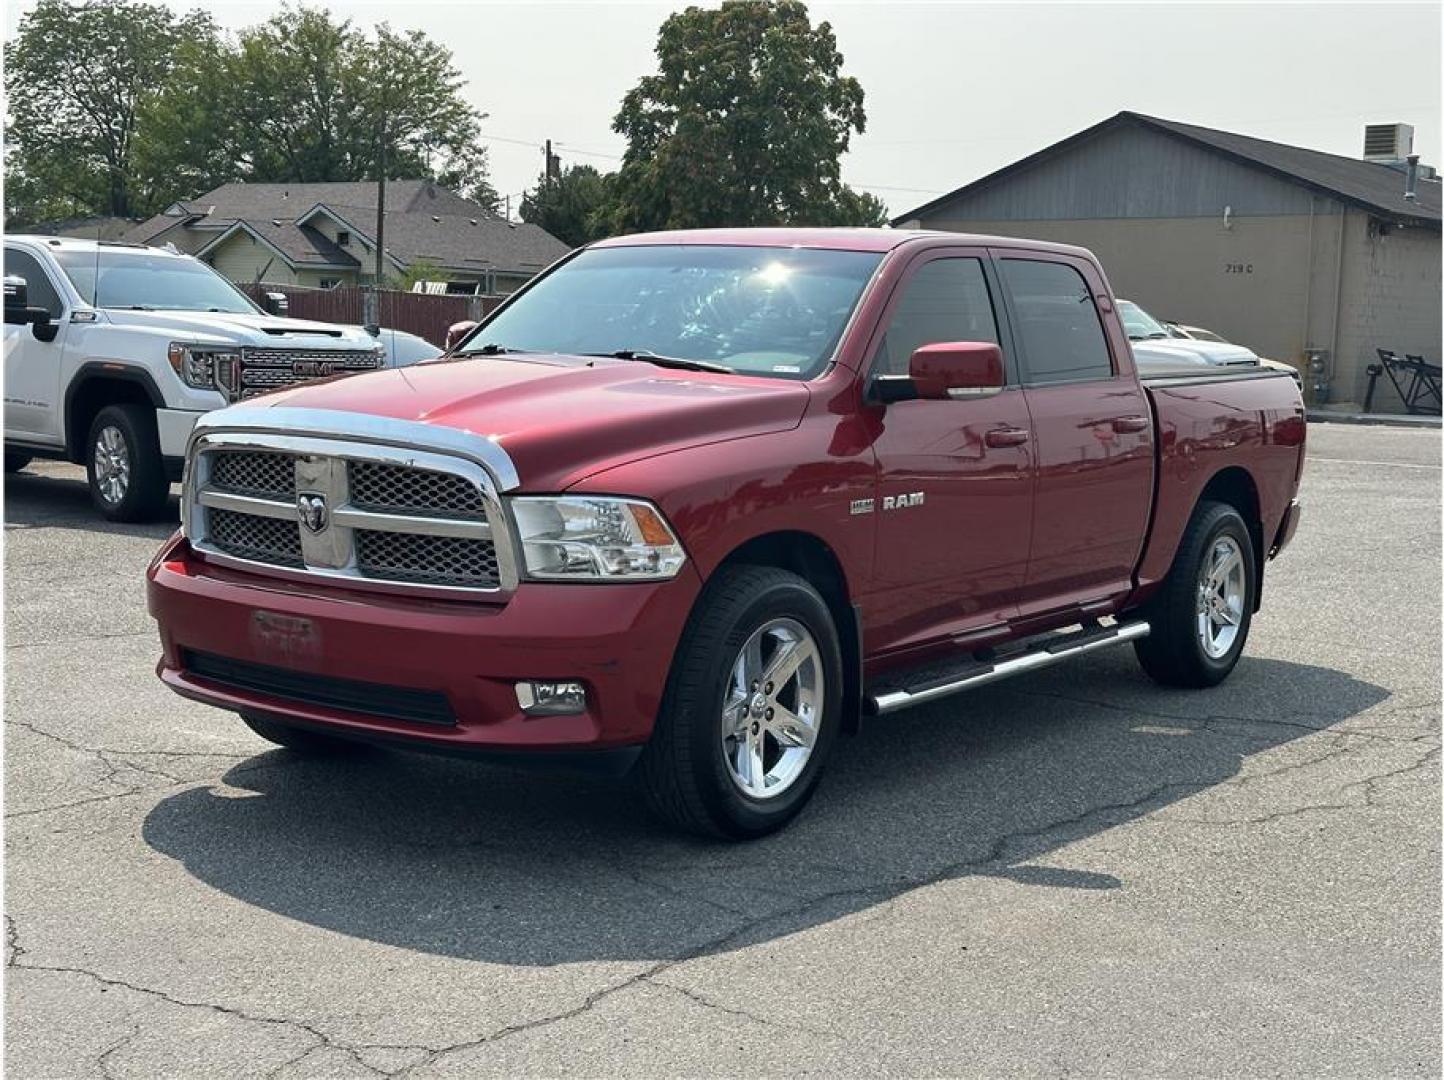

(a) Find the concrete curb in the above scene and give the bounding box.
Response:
[1307,410,1442,429]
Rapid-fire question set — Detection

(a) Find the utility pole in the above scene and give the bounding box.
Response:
[375,115,387,286]
[544,139,560,183]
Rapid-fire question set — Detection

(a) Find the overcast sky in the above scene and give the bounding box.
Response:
[7,2,1440,219]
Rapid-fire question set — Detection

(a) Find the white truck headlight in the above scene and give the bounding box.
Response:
[510,496,686,580]
[168,342,239,398]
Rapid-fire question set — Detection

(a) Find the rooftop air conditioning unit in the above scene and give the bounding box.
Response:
[1363,123,1414,163]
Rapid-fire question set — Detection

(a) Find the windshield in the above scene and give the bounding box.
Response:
[53,249,260,314]
[1117,300,1172,341]
[460,244,884,379]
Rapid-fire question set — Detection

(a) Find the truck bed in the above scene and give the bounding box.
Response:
[1134,366,1307,597]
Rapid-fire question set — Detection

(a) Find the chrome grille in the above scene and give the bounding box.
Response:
[356,530,499,586]
[209,451,296,499]
[237,347,383,397]
[207,507,304,567]
[348,461,486,519]
[186,430,515,597]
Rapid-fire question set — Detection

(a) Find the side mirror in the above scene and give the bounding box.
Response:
[4,274,29,322]
[261,291,289,317]
[909,341,1005,400]
[445,319,479,352]
[4,274,58,341]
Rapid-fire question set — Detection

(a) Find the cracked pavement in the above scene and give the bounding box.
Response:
[5,422,1440,1077]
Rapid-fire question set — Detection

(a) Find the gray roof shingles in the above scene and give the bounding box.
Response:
[123,181,569,273]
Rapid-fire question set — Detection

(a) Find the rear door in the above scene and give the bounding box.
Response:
[864,247,1036,656]
[994,251,1154,617]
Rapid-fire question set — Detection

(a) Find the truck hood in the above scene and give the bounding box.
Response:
[102,308,379,350]
[236,353,811,491]
[1132,338,1259,367]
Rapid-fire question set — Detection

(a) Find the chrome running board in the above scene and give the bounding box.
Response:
[866,621,1151,716]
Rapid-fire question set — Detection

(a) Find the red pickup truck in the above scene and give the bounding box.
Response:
[146,228,1305,838]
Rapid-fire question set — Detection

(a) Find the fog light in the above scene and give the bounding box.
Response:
[515,680,587,716]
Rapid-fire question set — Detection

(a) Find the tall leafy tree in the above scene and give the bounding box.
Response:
[608,0,886,232]
[5,2,498,224]
[3,0,216,224]
[519,165,614,248]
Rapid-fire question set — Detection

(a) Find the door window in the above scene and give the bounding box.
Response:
[1001,259,1113,384]
[3,249,63,318]
[871,258,999,377]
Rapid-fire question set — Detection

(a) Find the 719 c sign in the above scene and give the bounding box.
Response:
[1224,262,1254,274]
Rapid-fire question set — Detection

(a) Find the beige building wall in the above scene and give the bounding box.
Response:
[1334,214,1443,408]
[906,203,1440,409]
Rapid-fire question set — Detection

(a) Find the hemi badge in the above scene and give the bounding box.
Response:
[850,498,875,516]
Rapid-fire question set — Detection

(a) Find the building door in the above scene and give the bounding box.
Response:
[864,250,1036,657]
[995,252,1155,616]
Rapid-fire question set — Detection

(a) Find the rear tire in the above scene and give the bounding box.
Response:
[240,712,361,755]
[637,565,843,840]
[4,452,32,473]
[1134,500,1256,688]
[85,404,170,522]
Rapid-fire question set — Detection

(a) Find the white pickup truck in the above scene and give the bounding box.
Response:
[3,237,388,521]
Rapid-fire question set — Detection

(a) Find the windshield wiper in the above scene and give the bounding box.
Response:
[459,342,528,356]
[587,349,733,374]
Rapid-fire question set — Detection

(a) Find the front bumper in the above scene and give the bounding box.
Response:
[146,533,701,754]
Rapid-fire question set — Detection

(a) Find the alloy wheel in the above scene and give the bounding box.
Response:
[719,617,824,800]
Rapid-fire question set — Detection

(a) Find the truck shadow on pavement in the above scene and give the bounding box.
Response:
[142,653,1387,966]
[3,467,179,540]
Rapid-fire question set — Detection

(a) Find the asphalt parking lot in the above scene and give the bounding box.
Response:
[4,422,1440,1078]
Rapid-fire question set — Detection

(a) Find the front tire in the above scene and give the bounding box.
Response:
[240,712,362,755]
[85,404,170,522]
[638,565,843,839]
[1134,500,1256,688]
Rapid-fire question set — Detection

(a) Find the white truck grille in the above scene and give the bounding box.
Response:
[235,347,384,398]
[185,437,515,596]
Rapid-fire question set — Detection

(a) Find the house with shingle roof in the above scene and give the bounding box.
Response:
[123,180,570,295]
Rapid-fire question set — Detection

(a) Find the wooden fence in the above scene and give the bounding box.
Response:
[239,283,503,347]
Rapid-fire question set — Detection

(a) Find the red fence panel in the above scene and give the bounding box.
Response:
[239,283,503,348]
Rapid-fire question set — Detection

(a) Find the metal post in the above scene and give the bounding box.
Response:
[375,119,387,285]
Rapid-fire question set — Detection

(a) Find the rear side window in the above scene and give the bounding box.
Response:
[871,257,999,377]
[3,248,63,318]
[1001,259,1113,384]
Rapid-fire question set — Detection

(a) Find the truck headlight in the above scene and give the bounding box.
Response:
[510,496,686,580]
[168,342,239,398]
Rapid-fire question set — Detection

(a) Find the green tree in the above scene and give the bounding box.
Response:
[519,164,614,247]
[5,2,498,224]
[146,8,498,208]
[607,0,886,232]
[3,0,216,224]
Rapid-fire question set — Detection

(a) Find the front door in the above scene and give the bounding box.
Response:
[3,246,69,443]
[864,250,1036,658]
[994,252,1155,616]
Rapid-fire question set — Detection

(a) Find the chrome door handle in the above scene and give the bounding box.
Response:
[985,427,1030,448]
[1112,415,1150,434]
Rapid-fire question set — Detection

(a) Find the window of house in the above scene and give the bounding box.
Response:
[1000,259,1114,384]
[318,278,340,290]
[335,230,351,247]
[445,281,480,296]
[870,257,999,378]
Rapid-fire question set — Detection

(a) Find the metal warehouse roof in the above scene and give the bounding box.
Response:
[896,111,1442,229]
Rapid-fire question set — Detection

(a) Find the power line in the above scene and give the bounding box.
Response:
[481,130,942,197]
